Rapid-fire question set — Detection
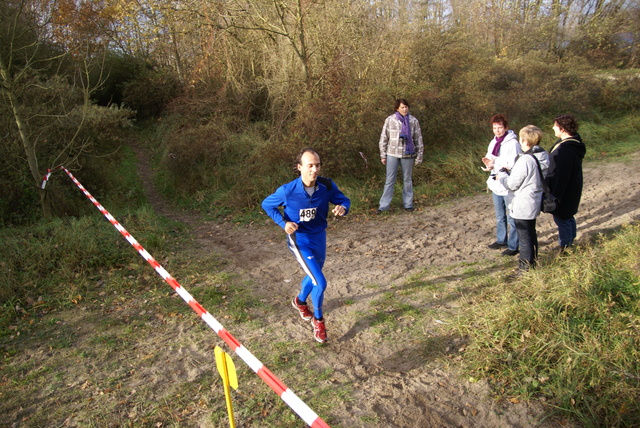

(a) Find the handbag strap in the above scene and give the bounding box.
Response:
[526,153,550,193]
[550,138,581,153]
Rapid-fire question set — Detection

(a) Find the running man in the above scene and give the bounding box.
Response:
[261,148,351,343]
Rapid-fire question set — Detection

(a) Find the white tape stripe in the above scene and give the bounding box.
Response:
[41,172,52,189]
[155,266,171,280]
[235,346,264,373]
[139,249,153,261]
[281,390,319,426]
[174,286,193,303]
[201,312,223,333]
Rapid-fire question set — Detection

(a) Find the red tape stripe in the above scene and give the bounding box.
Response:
[312,420,332,428]
[257,366,287,396]
[188,300,206,317]
[166,277,181,291]
[218,328,242,351]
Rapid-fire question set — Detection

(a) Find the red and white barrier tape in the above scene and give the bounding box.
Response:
[42,166,330,428]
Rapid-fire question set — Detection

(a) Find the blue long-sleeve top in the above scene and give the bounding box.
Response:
[261,176,351,234]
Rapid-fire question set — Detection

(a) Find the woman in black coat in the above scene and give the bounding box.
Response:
[545,114,587,249]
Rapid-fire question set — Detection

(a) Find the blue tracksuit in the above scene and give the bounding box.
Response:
[262,176,350,319]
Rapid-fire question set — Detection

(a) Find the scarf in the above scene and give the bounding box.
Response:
[491,133,507,157]
[395,112,414,155]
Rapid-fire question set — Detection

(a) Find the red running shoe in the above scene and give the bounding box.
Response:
[312,317,327,343]
[291,297,312,321]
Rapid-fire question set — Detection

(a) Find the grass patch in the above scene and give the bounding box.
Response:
[0,207,187,311]
[2,217,639,427]
[579,112,640,160]
[458,223,640,426]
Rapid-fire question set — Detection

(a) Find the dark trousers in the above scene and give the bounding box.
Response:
[514,218,538,270]
[553,215,577,248]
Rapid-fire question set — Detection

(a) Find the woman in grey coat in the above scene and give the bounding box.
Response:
[498,125,549,274]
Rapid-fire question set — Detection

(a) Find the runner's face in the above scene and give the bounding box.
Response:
[298,151,321,187]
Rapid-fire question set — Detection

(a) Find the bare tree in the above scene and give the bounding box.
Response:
[1,0,110,218]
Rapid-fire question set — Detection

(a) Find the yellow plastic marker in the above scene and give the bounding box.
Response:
[215,346,238,428]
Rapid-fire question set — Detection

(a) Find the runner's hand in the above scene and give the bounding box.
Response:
[332,205,346,217]
[284,222,298,234]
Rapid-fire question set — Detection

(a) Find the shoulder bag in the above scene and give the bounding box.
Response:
[528,153,558,213]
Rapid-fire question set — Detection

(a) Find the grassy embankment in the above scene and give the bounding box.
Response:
[0,114,638,426]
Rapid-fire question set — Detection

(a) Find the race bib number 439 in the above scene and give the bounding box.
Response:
[299,207,317,222]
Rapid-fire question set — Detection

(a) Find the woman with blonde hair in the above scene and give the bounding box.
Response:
[498,125,549,275]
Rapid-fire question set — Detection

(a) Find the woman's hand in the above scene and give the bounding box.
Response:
[481,156,494,171]
[482,156,494,168]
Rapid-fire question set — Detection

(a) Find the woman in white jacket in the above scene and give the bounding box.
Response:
[482,114,521,256]
[498,125,549,274]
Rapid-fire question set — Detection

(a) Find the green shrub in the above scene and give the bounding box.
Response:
[160,124,226,194]
[591,71,640,112]
[280,92,384,179]
[147,51,640,221]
